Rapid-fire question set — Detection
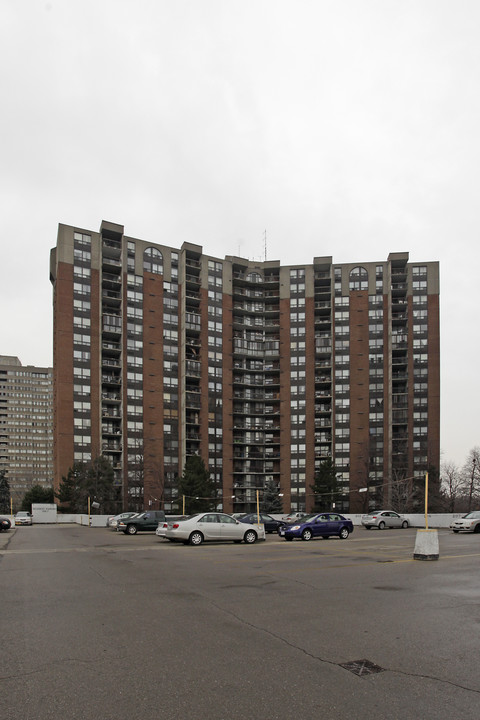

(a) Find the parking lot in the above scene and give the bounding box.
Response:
[1,525,480,720]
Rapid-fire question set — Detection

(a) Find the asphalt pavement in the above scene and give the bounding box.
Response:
[2,524,480,720]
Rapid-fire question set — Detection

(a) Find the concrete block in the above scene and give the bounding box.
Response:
[413,529,439,560]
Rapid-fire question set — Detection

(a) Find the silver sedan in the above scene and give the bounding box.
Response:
[362,510,409,529]
[450,511,480,533]
[165,512,265,545]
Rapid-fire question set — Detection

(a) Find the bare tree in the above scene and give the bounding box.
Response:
[390,471,416,513]
[441,460,464,512]
[463,447,480,512]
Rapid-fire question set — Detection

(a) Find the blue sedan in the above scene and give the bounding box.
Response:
[279,513,353,541]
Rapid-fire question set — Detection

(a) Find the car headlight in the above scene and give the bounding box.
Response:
[291,525,301,531]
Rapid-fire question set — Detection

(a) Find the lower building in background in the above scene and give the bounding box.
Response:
[0,356,53,508]
[50,220,440,515]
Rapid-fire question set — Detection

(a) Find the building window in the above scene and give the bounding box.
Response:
[143,247,163,274]
[349,266,368,291]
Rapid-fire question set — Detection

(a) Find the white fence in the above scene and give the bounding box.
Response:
[345,513,460,528]
[14,510,470,529]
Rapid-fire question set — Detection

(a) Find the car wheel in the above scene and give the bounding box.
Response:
[339,527,349,539]
[244,530,257,544]
[126,525,137,535]
[301,529,313,541]
[474,524,480,534]
[189,531,203,546]
[453,529,459,534]
[401,521,408,529]
[378,521,385,530]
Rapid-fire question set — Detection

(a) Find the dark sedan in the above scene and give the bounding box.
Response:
[0,517,11,532]
[118,510,166,535]
[279,513,353,541]
[238,512,283,534]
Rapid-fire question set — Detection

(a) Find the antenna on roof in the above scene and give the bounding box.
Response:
[264,229,267,261]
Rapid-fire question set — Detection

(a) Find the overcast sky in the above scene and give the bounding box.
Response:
[1,0,479,468]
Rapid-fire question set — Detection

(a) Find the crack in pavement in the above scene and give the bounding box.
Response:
[204,594,480,696]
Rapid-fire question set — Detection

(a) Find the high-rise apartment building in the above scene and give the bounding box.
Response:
[0,356,53,505]
[50,220,440,514]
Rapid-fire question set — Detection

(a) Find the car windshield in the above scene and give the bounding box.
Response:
[463,511,480,519]
[298,514,318,523]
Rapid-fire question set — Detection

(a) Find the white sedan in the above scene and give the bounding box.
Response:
[15,511,33,526]
[165,512,265,546]
[450,511,480,533]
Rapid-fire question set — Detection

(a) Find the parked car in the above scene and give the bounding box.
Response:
[156,516,187,539]
[282,511,306,523]
[279,513,353,541]
[361,510,409,530]
[15,511,32,526]
[237,512,283,534]
[118,510,166,535]
[450,511,480,534]
[106,512,137,529]
[0,517,11,532]
[156,521,168,539]
[165,512,263,545]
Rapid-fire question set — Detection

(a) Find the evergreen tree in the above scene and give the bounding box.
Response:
[178,455,216,514]
[310,458,342,511]
[0,471,10,514]
[21,485,54,511]
[261,479,284,513]
[56,456,120,514]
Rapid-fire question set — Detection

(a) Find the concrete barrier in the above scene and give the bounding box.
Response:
[413,529,440,560]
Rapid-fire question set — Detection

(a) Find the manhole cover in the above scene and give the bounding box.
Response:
[340,659,385,676]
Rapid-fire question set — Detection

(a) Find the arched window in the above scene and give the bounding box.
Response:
[143,247,163,275]
[246,271,262,283]
[349,266,368,291]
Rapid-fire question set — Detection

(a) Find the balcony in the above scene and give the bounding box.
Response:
[103,315,122,336]
[102,341,121,355]
[102,441,121,452]
[102,425,122,436]
[102,272,122,289]
[102,256,122,271]
[102,358,120,369]
[102,238,121,256]
[102,374,121,386]
[185,273,201,286]
[185,360,201,377]
[185,392,201,409]
[102,408,121,418]
[185,256,201,268]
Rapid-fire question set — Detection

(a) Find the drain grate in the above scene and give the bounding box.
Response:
[340,659,385,676]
